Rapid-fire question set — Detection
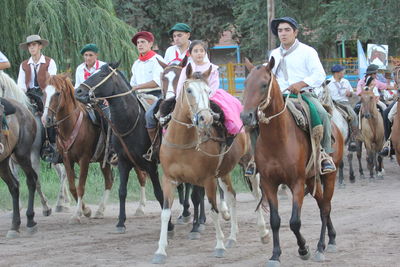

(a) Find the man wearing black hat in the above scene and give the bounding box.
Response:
[74,43,106,88]
[327,64,359,151]
[269,17,335,173]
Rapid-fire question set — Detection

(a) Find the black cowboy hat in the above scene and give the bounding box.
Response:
[271,17,299,36]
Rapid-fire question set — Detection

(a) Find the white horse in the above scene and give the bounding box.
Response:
[0,71,70,214]
[315,83,357,187]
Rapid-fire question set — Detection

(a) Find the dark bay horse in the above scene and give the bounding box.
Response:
[74,63,169,233]
[44,75,114,223]
[0,98,38,238]
[152,64,252,264]
[240,58,344,266]
[358,90,385,179]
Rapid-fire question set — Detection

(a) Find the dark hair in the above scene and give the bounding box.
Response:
[188,40,208,54]
[365,75,375,87]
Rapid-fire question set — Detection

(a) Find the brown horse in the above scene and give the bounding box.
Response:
[392,66,400,165]
[0,98,38,238]
[240,58,344,266]
[44,74,114,222]
[358,90,385,179]
[152,64,252,264]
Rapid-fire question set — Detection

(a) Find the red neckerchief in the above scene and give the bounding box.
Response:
[84,60,100,80]
[139,50,156,62]
[168,50,190,65]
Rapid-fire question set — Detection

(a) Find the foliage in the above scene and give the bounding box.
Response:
[0,0,137,79]
[114,0,235,53]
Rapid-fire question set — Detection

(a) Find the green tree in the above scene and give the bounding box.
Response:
[114,0,235,53]
[0,0,137,79]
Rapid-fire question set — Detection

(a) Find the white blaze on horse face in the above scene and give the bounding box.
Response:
[165,71,176,99]
[187,81,213,128]
[42,85,56,125]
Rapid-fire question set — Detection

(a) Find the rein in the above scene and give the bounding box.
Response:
[257,74,290,124]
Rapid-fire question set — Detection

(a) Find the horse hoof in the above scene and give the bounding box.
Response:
[260,233,271,244]
[377,173,384,180]
[188,232,201,240]
[55,205,70,213]
[69,216,81,224]
[266,260,280,267]
[6,230,20,238]
[27,225,38,235]
[134,208,145,217]
[167,230,175,239]
[326,244,337,253]
[115,226,126,234]
[198,223,206,232]
[299,246,311,260]
[225,239,236,248]
[42,208,52,217]
[313,251,325,262]
[93,211,104,219]
[214,248,225,258]
[83,207,92,218]
[221,211,231,221]
[152,253,167,264]
[176,215,191,225]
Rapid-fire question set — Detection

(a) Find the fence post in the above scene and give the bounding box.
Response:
[227,62,235,95]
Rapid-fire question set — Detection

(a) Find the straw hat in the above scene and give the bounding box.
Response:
[19,35,49,50]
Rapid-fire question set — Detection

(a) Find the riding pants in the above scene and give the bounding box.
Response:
[145,101,158,129]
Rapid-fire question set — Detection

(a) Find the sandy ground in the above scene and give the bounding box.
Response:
[0,156,399,267]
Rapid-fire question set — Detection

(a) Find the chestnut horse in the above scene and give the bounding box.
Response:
[44,75,114,223]
[391,66,400,165]
[241,58,344,266]
[357,90,385,179]
[0,98,38,238]
[152,64,253,264]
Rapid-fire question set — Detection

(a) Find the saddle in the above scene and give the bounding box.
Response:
[136,88,161,111]
[333,101,352,122]
[26,87,44,114]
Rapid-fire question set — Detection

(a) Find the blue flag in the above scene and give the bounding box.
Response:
[357,40,368,80]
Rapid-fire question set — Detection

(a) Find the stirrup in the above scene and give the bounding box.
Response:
[245,160,256,176]
[143,146,153,162]
[319,150,336,175]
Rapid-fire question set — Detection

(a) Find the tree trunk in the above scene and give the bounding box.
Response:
[267,0,276,53]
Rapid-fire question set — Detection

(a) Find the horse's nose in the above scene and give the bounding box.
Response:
[46,116,52,126]
[364,113,371,119]
[240,111,254,126]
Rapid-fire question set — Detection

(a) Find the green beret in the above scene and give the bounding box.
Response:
[80,43,99,55]
[168,23,191,36]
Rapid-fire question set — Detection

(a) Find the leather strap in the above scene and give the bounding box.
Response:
[57,110,84,152]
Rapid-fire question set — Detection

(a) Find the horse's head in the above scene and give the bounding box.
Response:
[158,56,188,98]
[240,57,276,127]
[75,62,121,104]
[360,89,377,119]
[179,63,214,130]
[44,74,76,127]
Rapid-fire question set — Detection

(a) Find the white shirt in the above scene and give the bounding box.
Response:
[130,54,164,87]
[17,54,57,92]
[164,43,209,65]
[74,60,106,88]
[327,77,353,102]
[0,51,9,63]
[269,40,326,92]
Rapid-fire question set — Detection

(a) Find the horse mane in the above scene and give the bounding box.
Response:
[48,74,77,106]
[0,71,30,107]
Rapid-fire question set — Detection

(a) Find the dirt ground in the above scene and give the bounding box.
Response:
[0,156,399,267]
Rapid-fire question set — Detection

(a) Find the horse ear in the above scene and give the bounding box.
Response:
[323,80,331,87]
[109,61,120,69]
[180,55,189,67]
[186,63,193,78]
[244,57,254,71]
[203,65,213,79]
[266,57,275,71]
[157,57,168,69]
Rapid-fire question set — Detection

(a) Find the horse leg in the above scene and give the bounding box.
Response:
[205,178,226,258]
[152,175,177,264]
[218,179,230,221]
[64,159,81,223]
[199,186,206,229]
[53,163,70,212]
[177,183,192,224]
[347,152,356,183]
[338,160,345,188]
[377,155,384,179]
[116,159,132,233]
[249,173,270,244]
[289,181,311,261]
[262,180,282,266]
[94,163,113,219]
[0,160,21,238]
[366,150,375,180]
[219,176,238,249]
[30,153,52,217]
[188,185,202,240]
[134,167,147,216]
[71,160,91,221]
[357,141,365,179]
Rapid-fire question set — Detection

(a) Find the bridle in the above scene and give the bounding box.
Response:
[46,91,79,128]
[256,72,290,124]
